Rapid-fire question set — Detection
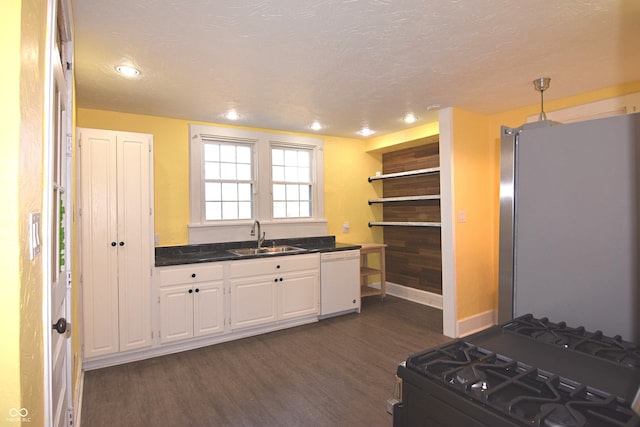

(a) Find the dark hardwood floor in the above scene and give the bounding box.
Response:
[81,296,450,427]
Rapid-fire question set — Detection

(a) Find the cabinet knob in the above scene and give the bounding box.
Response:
[111,242,116,247]
[276,265,281,269]
[274,278,278,283]
[188,289,193,294]
[279,277,283,282]
[191,273,196,278]
[195,288,200,293]
[119,241,125,246]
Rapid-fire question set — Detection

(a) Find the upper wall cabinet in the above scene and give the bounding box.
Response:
[79,128,155,359]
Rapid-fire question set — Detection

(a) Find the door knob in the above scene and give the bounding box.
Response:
[52,318,67,334]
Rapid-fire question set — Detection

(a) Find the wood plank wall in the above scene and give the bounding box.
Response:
[382,137,442,294]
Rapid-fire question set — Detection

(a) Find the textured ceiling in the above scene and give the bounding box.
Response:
[71,0,640,138]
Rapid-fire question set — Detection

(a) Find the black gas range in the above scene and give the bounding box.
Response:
[391,314,640,426]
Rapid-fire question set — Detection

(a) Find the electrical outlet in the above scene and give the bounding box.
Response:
[154,234,160,245]
[342,221,350,233]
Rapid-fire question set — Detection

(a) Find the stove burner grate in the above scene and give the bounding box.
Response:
[503,314,640,369]
[406,341,640,426]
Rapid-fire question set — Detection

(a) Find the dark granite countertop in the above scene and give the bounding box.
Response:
[155,235,361,267]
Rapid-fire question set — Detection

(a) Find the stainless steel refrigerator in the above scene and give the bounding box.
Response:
[498,112,639,342]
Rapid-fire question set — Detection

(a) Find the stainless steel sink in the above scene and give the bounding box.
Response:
[228,245,306,256]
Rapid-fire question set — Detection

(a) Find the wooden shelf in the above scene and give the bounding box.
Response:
[360,285,382,298]
[359,243,387,300]
[368,195,440,204]
[368,167,440,182]
[368,221,441,227]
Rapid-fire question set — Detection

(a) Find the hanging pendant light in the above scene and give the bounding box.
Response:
[533,77,551,121]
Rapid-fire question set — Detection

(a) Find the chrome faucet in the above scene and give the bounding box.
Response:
[250,220,265,249]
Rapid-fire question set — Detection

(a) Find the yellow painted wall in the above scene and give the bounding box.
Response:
[0,1,24,422]
[0,0,49,425]
[76,109,379,246]
[450,109,496,319]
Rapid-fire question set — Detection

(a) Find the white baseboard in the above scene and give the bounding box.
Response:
[370,281,443,309]
[457,309,497,337]
[73,360,84,427]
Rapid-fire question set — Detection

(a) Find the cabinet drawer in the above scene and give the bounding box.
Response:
[230,253,319,278]
[158,263,224,287]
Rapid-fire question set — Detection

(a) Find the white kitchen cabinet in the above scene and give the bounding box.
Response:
[158,263,225,344]
[229,253,319,330]
[79,128,154,359]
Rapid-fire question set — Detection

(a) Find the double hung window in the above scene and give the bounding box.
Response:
[272,147,312,218]
[203,141,253,220]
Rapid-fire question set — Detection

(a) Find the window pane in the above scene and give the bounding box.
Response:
[204,144,219,161]
[237,146,251,163]
[272,165,285,181]
[274,201,286,218]
[272,148,284,165]
[301,184,311,201]
[220,163,236,180]
[206,202,222,220]
[220,145,236,162]
[284,149,297,166]
[238,183,252,201]
[298,150,310,165]
[300,201,310,217]
[284,166,297,182]
[221,183,238,201]
[205,182,221,201]
[204,161,220,179]
[238,201,252,219]
[286,202,299,217]
[286,184,299,200]
[222,202,238,219]
[298,166,310,182]
[273,184,286,200]
[237,164,251,180]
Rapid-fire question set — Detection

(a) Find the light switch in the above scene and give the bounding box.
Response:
[30,212,41,260]
[342,221,350,233]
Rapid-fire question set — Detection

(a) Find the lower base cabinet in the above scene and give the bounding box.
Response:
[158,264,225,344]
[230,253,320,330]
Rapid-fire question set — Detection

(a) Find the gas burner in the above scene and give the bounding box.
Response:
[405,340,640,426]
[504,314,640,368]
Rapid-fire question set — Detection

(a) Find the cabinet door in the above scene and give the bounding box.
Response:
[280,270,319,321]
[193,280,225,337]
[80,131,120,358]
[159,285,194,344]
[230,276,277,330]
[117,132,152,352]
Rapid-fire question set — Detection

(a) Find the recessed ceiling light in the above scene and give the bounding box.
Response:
[115,65,140,77]
[403,113,418,124]
[224,110,240,120]
[310,121,323,131]
[426,104,441,111]
[357,127,375,137]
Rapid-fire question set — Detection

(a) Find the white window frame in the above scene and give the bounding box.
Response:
[189,124,327,244]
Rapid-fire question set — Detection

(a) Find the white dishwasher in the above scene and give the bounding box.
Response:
[320,249,361,318]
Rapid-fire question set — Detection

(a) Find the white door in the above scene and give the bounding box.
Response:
[46,1,73,426]
[194,281,225,337]
[279,271,319,320]
[80,131,120,358]
[117,134,152,352]
[159,285,194,344]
